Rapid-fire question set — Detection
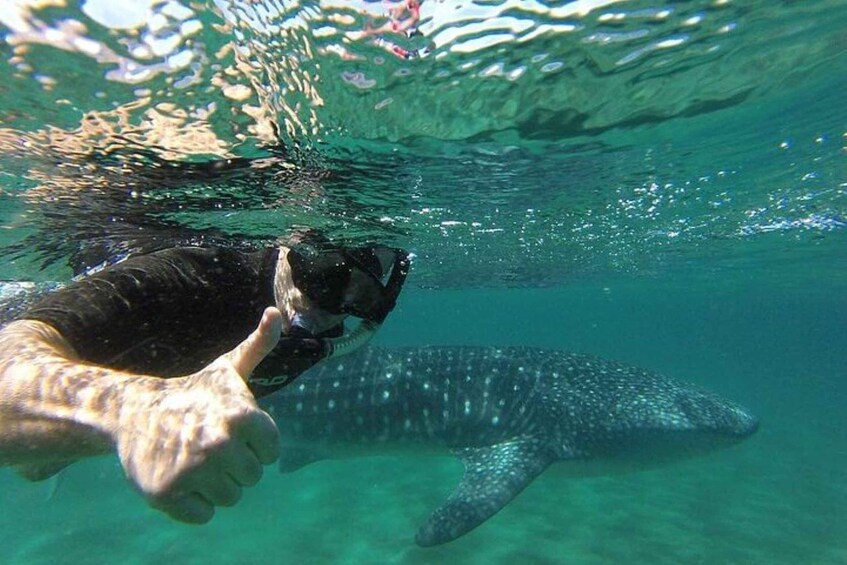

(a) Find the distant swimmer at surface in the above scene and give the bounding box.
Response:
[353,0,434,60]
[0,242,410,525]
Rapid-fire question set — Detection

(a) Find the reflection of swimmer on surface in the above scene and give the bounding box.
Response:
[0,240,410,524]
[355,0,433,60]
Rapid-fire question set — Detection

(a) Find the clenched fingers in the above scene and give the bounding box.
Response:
[154,492,215,525]
[218,441,263,487]
[235,408,280,465]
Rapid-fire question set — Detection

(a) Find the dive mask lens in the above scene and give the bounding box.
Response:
[288,249,352,313]
[340,247,410,323]
[289,246,410,323]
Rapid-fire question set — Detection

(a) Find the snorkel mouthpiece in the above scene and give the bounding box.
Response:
[324,319,381,359]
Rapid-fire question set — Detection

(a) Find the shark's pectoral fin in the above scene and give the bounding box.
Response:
[15,460,74,482]
[15,460,74,502]
[415,439,555,547]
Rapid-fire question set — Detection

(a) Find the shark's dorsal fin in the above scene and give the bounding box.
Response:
[416,439,555,546]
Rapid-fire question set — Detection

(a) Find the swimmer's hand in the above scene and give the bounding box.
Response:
[114,307,282,524]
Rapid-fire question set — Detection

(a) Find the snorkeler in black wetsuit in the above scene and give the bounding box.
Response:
[0,241,410,525]
[21,244,409,397]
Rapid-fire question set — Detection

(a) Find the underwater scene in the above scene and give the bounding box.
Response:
[0,0,845,563]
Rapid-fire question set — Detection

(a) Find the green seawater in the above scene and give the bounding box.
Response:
[1,0,845,563]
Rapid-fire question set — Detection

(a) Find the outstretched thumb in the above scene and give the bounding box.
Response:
[225,307,283,381]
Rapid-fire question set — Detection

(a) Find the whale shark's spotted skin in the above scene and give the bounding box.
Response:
[261,346,758,546]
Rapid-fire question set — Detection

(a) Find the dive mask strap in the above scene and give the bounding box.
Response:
[373,248,410,323]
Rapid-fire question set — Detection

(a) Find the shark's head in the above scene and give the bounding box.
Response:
[612,389,759,463]
[548,365,759,469]
[675,388,760,441]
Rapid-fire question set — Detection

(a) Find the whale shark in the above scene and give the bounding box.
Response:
[260,346,758,546]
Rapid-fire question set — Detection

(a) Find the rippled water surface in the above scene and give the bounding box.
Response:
[0,0,845,563]
[1,0,843,286]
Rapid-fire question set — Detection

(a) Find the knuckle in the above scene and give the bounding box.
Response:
[188,508,215,524]
[243,463,264,487]
[220,487,243,507]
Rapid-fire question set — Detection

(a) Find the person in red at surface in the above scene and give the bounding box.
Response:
[360,0,429,60]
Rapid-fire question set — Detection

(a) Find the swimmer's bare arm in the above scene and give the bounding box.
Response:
[0,307,283,524]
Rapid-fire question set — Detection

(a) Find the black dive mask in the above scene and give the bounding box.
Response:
[288,245,410,324]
